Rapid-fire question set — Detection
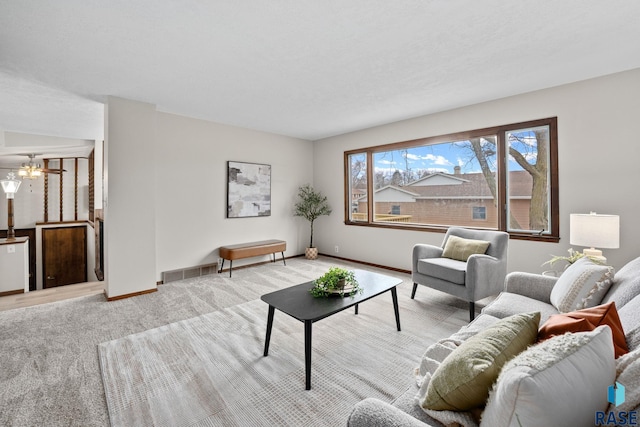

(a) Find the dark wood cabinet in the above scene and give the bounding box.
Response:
[42,226,87,288]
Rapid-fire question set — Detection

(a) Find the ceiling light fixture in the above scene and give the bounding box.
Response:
[18,157,43,179]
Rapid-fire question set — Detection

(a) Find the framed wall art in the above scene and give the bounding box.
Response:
[227,161,271,218]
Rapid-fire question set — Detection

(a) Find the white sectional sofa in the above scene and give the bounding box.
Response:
[348,256,640,427]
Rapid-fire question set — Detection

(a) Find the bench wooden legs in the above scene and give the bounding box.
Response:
[220,251,286,278]
[218,259,236,278]
[218,259,231,277]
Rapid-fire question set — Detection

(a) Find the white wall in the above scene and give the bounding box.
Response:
[312,68,640,274]
[94,139,104,210]
[102,100,313,297]
[104,97,157,298]
[153,111,314,275]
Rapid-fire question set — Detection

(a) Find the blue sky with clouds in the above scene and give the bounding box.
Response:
[374,141,489,176]
[373,130,541,178]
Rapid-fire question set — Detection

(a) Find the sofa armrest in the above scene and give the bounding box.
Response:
[504,272,558,304]
[347,398,436,427]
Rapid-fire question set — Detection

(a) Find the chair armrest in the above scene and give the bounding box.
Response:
[347,398,436,427]
[504,272,558,304]
[412,244,443,273]
[465,254,506,300]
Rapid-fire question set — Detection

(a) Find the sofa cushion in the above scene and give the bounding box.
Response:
[481,326,615,427]
[538,301,628,358]
[389,384,449,427]
[422,312,539,411]
[604,347,640,422]
[481,292,558,323]
[442,235,490,262]
[348,397,442,427]
[417,258,466,284]
[414,317,500,427]
[449,313,501,340]
[549,257,615,313]
[602,256,640,309]
[618,294,640,351]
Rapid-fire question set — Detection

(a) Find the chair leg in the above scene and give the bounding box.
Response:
[469,301,475,322]
[411,283,418,299]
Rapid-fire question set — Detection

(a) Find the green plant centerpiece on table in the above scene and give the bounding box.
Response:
[310,267,361,297]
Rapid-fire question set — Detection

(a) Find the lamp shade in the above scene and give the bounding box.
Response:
[570,213,620,249]
[1,172,21,198]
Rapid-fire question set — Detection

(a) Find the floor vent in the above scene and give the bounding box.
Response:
[162,263,218,284]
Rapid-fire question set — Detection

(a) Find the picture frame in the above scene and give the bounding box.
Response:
[226,161,271,218]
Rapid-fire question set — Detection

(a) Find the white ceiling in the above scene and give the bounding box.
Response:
[1,0,640,144]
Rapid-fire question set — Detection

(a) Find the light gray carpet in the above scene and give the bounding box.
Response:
[0,257,469,426]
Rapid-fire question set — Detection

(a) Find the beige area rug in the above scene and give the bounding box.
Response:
[98,280,467,426]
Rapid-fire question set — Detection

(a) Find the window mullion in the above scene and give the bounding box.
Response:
[497,131,508,232]
[366,151,374,223]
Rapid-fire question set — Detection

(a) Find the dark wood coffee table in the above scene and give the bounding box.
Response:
[261,269,402,390]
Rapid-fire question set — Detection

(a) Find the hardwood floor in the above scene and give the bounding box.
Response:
[0,281,105,311]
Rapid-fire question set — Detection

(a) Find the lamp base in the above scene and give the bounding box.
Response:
[583,248,606,263]
[583,248,602,257]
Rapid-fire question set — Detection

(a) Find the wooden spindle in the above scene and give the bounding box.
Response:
[74,158,78,221]
[59,158,63,221]
[44,159,49,223]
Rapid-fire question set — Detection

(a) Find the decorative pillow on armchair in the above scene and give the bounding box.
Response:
[549,257,615,313]
[538,301,628,358]
[441,235,490,262]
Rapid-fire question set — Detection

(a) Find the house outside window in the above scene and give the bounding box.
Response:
[345,117,558,241]
[472,206,486,220]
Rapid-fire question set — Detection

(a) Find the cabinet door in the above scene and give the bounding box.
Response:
[42,226,87,288]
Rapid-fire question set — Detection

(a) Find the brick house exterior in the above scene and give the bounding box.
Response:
[355,170,535,229]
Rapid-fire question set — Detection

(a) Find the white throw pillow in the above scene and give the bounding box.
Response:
[550,257,615,313]
[481,326,615,427]
[605,347,640,421]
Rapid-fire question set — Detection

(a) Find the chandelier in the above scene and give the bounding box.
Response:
[18,163,43,179]
[18,154,43,179]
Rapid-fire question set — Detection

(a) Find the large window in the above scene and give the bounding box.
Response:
[345,117,558,241]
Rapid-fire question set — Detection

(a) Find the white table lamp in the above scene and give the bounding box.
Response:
[570,212,620,262]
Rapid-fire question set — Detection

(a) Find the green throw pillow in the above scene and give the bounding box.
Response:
[441,235,491,262]
[423,311,540,411]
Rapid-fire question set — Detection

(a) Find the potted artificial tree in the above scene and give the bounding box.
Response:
[294,184,332,260]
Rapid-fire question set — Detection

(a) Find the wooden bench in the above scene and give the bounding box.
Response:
[219,239,286,277]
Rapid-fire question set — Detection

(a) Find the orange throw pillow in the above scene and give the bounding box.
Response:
[538,302,628,358]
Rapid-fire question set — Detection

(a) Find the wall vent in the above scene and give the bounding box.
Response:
[162,262,218,284]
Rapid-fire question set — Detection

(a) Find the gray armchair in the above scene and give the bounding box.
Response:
[411,227,509,321]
